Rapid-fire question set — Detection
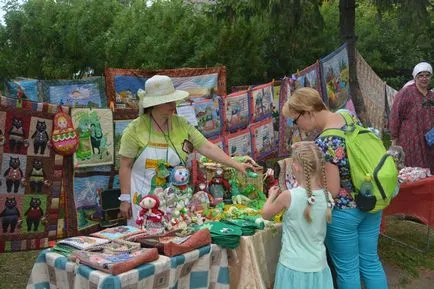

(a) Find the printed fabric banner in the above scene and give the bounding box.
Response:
[41,77,107,108]
[0,97,66,252]
[295,62,323,99]
[320,43,350,111]
[71,108,114,168]
[104,67,227,112]
[356,51,386,130]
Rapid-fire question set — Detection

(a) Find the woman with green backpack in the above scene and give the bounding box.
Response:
[282,87,392,289]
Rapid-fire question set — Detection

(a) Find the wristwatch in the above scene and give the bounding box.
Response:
[118,194,131,203]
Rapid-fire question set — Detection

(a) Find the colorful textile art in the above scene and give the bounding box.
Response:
[278,77,292,157]
[71,108,114,168]
[320,43,350,111]
[224,90,250,132]
[277,78,318,157]
[191,97,223,138]
[6,79,41,102]
[225,128,252,157]
[295,62,323,100]
[41,77,107,108]
[114,119,134,170]
[251,82,274,122]
[356,52,386,131]
[250,118,275,160]
[105,67,227,111]
[73,173,110,231]
[0,96,66,252]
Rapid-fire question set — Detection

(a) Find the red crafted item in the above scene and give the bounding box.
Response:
[51,106,79,156]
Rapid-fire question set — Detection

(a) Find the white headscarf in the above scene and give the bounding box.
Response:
[412,62,432,79]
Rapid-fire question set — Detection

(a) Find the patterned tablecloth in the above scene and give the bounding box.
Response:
[26,244,229,289]
[228,223,282,289]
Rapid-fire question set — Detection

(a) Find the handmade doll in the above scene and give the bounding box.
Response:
[136,195,165,233]
[189,183,211,212]
[168,166,193,207]
[208,168,230,206]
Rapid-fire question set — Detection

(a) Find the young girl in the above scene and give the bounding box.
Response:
[262,141,334,289]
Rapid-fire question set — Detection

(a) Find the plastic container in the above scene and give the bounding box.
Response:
[360,174,374,197]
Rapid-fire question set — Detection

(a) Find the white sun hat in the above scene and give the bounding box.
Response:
[412,62,432,79]
[137,75,189,109]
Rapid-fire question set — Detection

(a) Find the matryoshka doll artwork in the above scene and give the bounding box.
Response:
[51,107,79,156]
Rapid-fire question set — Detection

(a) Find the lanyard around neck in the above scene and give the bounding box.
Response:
[149,113,186,166]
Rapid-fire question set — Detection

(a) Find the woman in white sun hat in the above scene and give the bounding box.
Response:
[389,61,433,173]
[118,75,254,225]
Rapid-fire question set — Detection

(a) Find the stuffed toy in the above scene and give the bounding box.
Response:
[150,161,170,193]
[189,183,211,212]
[136,195,165,232]
[208,168,230,206]
[168,165,193,206]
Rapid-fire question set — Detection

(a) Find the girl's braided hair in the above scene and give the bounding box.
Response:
[291,141,333,223]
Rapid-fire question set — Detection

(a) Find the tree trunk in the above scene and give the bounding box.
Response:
[339,0,368,125]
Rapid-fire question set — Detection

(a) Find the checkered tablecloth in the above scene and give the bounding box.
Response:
[26,244,229,289]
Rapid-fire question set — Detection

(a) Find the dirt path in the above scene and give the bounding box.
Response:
[384,263,434,289]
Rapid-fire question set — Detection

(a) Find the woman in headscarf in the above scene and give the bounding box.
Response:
[389,62,433,173]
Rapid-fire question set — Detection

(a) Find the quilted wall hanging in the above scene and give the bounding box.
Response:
[41,77,107,108]
[65,111,136,235]
[6,78,41,102]
[224,90,250,133]
[320,43,350,111]
[251,81,274,123]
[71,108,114,168]
[278,77,292,157]
[295,62,323,100]
[191,97,223,138]
[0,97,66,252]
[104,66,227,112]
[250,118,275,161]
[277,78,318,157]
[225,128,252,158]
[114,119,134,170]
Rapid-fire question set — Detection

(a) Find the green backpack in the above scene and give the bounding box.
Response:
[320,111,398,213]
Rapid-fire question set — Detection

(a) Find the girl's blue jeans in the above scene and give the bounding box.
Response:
[326,208,388,289]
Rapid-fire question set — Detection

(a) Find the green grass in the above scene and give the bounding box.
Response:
[0,249,40,289]
[0,216,432,289]
[379,216,434,277]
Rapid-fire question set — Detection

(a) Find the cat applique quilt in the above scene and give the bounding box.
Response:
[0,97,65,252]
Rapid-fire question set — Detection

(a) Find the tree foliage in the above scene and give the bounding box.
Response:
[0,0,432,91]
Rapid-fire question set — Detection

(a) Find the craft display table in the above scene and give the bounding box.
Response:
[383,176,434,227]
[228,223,282,289]
[27,244,229,289]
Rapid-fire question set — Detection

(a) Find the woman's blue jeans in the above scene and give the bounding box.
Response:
[325,208,388,289]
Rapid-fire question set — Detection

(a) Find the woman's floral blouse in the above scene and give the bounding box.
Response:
[315,110,360,209]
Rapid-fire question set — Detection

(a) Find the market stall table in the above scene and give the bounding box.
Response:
[382,175,434,252]
[228,223,282,289]
[27,244,229,289]
[383,176,434,227]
